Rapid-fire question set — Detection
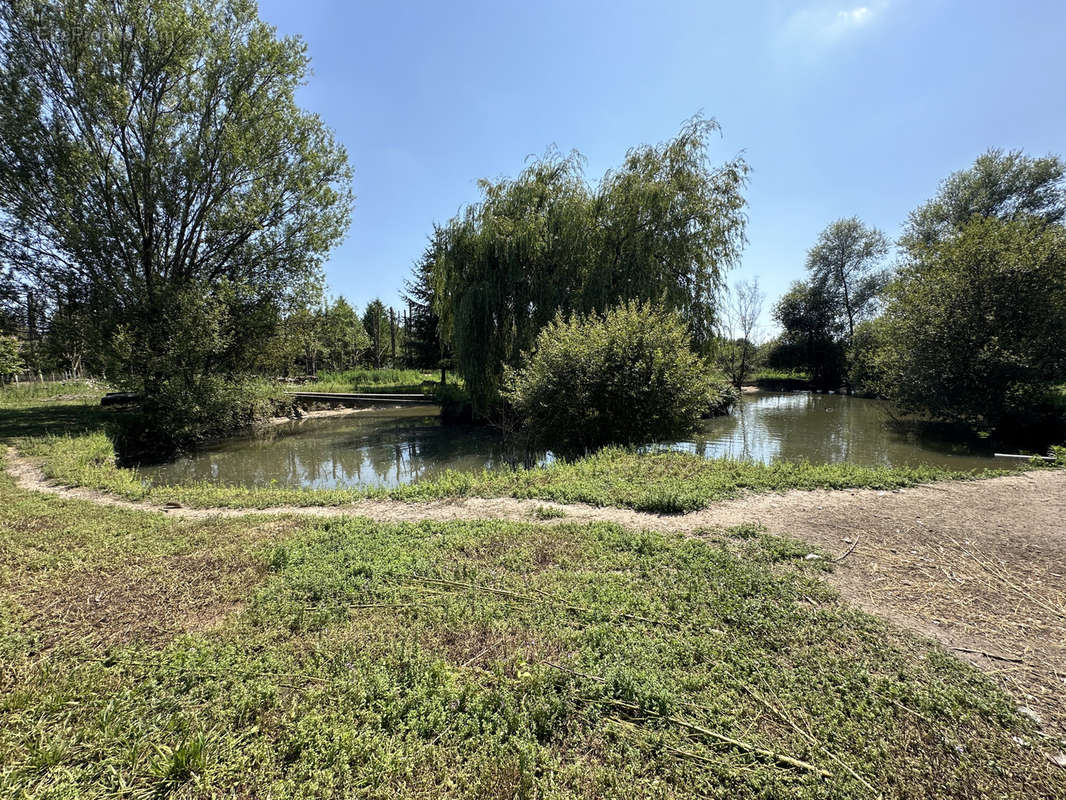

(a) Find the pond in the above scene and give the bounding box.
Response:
[139,391,1027,490]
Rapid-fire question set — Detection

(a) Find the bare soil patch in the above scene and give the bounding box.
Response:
[690,473,1066,756]
[15,548,266,646]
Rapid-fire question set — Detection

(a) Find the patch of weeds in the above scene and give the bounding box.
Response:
[150,733,209,793]
[724,522,765,540]
[531,504,566,520]
[0,506,1058,798]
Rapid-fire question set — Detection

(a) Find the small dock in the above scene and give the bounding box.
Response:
[287,391,438,406]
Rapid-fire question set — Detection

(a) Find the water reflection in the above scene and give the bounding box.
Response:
[668,392,1005,469]
[140,393,1023,490]
[141,406,509,489]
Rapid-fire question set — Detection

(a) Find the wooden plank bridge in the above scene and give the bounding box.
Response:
[287,391,438,406]
[102,391,439,407]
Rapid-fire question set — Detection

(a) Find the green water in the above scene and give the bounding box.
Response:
[139,392,1025,490]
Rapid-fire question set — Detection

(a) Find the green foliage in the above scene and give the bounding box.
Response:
[805,217,890,344]
[39,294,96,376]
[0,334,22,379]
[275,295,372,376]
[318,298,371,372]
[433,116,749,415]
[750,364,810,382]
[846,318,887,396]
[95,282,295,451]
[0,0,352,439]
[773,219,889,391]
[0,469,1055,797]
[530,504,566,519]
[117,376,294,456]
[505,304,725,452]
[362,299,392,369]
[879,217,1066,432]
[771,281,846,389]
[434,382,474,424]
[403,229,451,370]
[902,149,1065,249]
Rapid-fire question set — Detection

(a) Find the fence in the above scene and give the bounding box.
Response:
[1,369,90,385]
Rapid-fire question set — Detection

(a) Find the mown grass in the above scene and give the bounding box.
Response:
[20,429,1023,513]
[750,368,810,382]
[0,460,1058,798]
[0,379,105,409]
[290,368,445,395]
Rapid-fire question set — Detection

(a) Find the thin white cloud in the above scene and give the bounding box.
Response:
[838,6,872,25]
[779,1,888,47]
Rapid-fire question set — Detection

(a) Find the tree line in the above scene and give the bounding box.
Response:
[765,149,1065,437]
[1,0,1062,452]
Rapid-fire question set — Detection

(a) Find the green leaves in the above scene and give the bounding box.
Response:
[0,0,352,440]
[0,335,23,378]
[879,216,1066,432]
[505,302,726,453]
[432,116,748,416]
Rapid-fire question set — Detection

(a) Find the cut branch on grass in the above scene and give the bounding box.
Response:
[544,661,832,778]
[952,646,1025,664]
[746,685,877,793]
[595,695,831,778]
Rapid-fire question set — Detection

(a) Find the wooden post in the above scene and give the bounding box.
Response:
[390,308,396,368]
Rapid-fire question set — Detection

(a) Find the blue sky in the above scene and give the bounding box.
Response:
[258,0,1066,334]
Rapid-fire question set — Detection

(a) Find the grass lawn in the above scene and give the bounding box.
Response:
[0,456,1059,798]
[288,368,444,395]
[1,383,1062,797]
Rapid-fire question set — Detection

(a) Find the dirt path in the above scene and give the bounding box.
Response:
[6,448,1065,757]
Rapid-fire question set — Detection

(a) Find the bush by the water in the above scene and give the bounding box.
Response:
[434,381,474,424]
[116,376,293,458]
[878,217,1066,434]
[505,303,727,452]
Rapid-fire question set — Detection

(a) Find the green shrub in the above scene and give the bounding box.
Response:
[0,335,23,380]
[434,382,473,424]
[709,381,740,415]
[847,318,887,396]
[117,376,293,457]
[879,217,1066,433]
[505,303,723,453]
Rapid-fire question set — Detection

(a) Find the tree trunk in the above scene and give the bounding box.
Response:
[390,308,396,368]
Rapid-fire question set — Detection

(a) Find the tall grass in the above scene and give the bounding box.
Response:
[0,379,105,408]
[293,368,444,394]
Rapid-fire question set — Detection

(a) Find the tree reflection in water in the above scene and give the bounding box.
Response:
[141,395,1022,490]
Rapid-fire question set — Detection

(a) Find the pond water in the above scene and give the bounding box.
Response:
[139,392,1024,490]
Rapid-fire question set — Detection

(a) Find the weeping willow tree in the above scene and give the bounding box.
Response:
[432,116,749,415]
